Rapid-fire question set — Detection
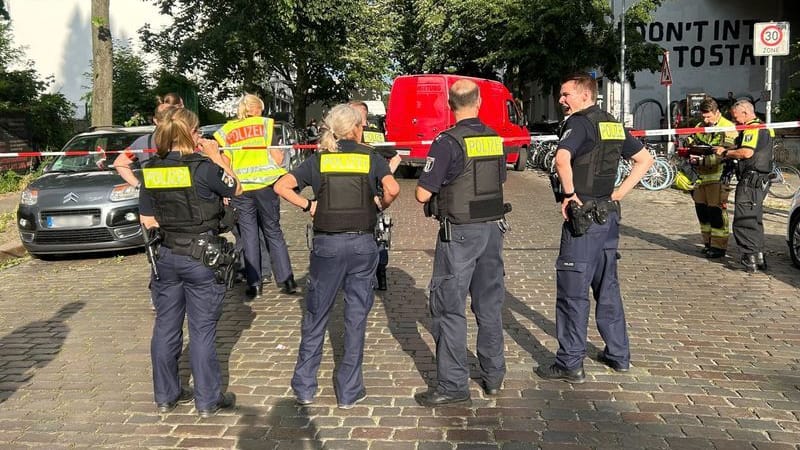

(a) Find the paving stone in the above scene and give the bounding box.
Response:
[1,175,799,449]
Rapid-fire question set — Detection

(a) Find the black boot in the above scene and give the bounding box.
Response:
[756,252,767,271]
[281,275,298,294]
[740,254,758,273]
[376,266,388,291]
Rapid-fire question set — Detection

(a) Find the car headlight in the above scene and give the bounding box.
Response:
[20,188,38,206]
[110,183,139,202]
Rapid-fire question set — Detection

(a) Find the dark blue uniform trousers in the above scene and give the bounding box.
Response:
[151,247,226,410]
[555,211,629,370]
[733,181,769,254]
[291,234,378,404]
[429,222,506,396]
[233,185,293,287]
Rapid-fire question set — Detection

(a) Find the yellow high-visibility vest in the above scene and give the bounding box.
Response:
[214,116,286,191]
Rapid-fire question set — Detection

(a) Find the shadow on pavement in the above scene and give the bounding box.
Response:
[0,301,85,404]
[217,296,255,393]
[236,401,321,449]
[175,291,255,394]
[503,291,557,368]
[378,267,436,386]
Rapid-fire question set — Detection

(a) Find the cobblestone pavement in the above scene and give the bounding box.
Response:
[0,171,798,450]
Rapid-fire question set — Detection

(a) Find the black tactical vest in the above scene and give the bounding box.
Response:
[437,124,505,224]
[313,145,377,233]
[736,119,774,175]
[567,106,624,198]
[142,153,223,234]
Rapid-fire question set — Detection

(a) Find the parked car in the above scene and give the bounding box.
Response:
[16,126,154,257]
[787,189,800,267]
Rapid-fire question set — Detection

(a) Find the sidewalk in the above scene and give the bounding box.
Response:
[0,191,25,262]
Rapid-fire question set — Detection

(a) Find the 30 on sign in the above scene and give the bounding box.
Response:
[754,22,790,56]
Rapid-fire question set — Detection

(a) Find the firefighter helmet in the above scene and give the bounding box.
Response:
[673,170,696,191]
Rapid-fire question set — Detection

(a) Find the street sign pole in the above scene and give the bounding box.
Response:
[765,55,773,123]
[659,50,674,152]
[620,0,626,125]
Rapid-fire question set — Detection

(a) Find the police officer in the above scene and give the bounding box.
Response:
[350,101,401,290]
[714,99,773,272]
[139,108,238,417]
[273,104,399,409]
[684,98,738,258]
[537,73,653,383]
[414,79,508,407]
[213,94,297,298]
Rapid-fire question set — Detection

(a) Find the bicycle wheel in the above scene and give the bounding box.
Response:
[768,165,800,199]
[615,161,628,187]
[639,158,672,191]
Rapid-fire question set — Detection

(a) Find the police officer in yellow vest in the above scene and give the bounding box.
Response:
[274,104,399,409]
[684,98,738,259]
[214,94,297,297]
[714,99,774,272]
[414,79,509,406]
[139,108,238,417]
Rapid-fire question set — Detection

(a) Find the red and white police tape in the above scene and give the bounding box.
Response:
[2,120,798,158]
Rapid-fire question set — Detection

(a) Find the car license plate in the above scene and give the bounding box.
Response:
[46,215,94,228]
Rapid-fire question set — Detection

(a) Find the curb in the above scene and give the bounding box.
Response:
[0,239,26,263]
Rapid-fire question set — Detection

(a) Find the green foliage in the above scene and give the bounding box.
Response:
[0,211,14,233]
[0,20,21,70]
[389,0,662,105]
[0,170,22,194]
[0,20,75,151]
[141,0,394,127]
[774,89,800,122]
[112,40,154,125]
[26,93,76,149]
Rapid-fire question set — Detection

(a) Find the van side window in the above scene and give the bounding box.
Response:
[506,101,518,125]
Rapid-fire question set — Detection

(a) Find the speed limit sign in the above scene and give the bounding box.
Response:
[754,22,790,56]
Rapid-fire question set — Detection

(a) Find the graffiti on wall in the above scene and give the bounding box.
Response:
[633,19,767,68]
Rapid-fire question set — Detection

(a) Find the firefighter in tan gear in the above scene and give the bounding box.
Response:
[684,98,738,259]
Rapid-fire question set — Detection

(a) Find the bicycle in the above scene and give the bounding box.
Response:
[767,162,800,199]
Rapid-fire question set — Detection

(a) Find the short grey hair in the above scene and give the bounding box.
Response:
[732,99,754,115]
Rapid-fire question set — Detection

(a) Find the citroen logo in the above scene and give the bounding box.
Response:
[63,192,79,203]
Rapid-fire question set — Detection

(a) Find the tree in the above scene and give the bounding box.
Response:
[91,0,113,126]
[141,0,394,127]
[0,19,74,150]
[111,40,153,125]
[389,0,662,115]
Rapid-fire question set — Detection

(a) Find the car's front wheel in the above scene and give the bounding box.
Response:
[789,213,800,268]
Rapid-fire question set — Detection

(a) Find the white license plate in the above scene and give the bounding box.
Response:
[46,215,94,228]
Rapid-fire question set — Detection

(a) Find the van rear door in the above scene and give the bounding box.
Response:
[386,75,451,163]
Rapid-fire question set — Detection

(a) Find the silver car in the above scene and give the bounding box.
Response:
[17,126,154,257]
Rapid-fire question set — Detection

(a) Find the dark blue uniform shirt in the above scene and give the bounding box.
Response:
[558,114,643,160]
[418,118,507,193]
[290,140,391,196]
[139,152,237,216]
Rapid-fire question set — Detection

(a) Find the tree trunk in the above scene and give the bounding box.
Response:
[292,61,309,129]
[91,0,113,127]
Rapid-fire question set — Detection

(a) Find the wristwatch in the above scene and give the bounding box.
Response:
[562,191,575,198]
[302,199,312,212]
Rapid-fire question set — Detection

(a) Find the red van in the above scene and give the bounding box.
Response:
[384,74,529,173]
